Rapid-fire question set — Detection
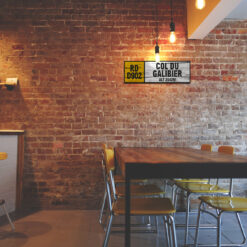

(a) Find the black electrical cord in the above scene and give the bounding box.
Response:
[155,0,159,45]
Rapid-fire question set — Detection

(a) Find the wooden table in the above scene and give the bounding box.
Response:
[114,147,247,247]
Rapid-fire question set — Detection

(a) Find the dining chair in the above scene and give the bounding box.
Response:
[102,147,177,247]
[0,152,15,231]
[173,145,232,245]
[101,143,147,184]
[99,145,165,229]
[194,145,246,247]
[201,144,213,151]
[174,144,212,184]
[168,144,212,201]
[99,143,144,224]
[194,193,247,247]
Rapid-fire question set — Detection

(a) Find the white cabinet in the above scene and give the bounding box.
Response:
[0,130,24,215]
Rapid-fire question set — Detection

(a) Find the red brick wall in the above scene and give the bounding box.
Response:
[0,0,246,209]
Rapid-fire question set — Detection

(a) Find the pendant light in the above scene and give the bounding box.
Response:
[154,0,160,62]
[169,0,176,43]
[195,0,205,10]
[155,43,160,62]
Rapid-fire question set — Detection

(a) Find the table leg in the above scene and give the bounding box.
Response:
[125,175,131,247]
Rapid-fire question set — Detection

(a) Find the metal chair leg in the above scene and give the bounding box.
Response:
[1,204,15,231]
[168,215,173,246]
[217,213,222,247]
[99,188,107,224]
[102,214,114,247]
[155,216,159,234]
[184,192,192,245]
[163,216,170,247]
[172,186,178,206]
[170,215,178,247]
[164,179,167,193]
[236,212,247,245]
[194,201,203,247]
[147,216,151,226]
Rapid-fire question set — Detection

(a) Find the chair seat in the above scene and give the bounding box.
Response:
[0,152,7,160]
[114,174,147,184]
[175,182,229,194]
[174,179,208,183]
[199,196,247,212]
[113,197,175,215]
[116,184,165,197]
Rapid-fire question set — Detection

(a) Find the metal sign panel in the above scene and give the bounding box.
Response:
[124,61,190,84]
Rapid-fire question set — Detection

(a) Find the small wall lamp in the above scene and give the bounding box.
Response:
[0,78,19,90]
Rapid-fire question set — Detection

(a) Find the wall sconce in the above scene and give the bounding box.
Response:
[0,78,19,90]
[169,0,176,43]
[195,0,206,10]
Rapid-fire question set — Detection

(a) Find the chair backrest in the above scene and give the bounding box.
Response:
[201,144,212,152]
[101,144,115,177]
[102,143,108,150]
[103,148,115,174]
[0,152,7,160]
[218,146,234,155]
[103,147,118,207]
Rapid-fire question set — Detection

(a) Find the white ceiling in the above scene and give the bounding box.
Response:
[226,0,247,19]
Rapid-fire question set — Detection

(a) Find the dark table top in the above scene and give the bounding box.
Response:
[115,147,247,179]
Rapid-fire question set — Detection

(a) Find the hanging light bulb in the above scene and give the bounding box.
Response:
[195,0,205,10]
[169,0,176,43]
[169,21,176,43]
[155,43,160,62]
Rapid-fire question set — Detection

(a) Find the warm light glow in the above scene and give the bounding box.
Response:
[155,52,160,62]
[155,44,160,62]
[195,0,205,10]
[169,31,176,43]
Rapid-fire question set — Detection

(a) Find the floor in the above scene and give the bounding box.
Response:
[0,209,247,247]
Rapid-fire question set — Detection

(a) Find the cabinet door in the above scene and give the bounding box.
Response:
[0,135,18,215]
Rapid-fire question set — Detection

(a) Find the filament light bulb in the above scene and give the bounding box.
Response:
[155,53,160,63]
[169,31,176,43]
[169,21,176,43]
[195,0,205,10]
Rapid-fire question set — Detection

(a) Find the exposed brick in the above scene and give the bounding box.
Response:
[0,0,246,211]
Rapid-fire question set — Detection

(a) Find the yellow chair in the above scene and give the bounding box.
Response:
[99,144,150,224]
[194,196,247,247]
[102,148,177,247]
[101,143,147,184]
[99,145,164,226]
[172,144,212,186]
[169,144,212,203]
[174,145,231,245]
[218,145,234,155]
[0,152,15,231]
[166,144,212,201]
[194,145,244,247]
[201,143,213,151]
